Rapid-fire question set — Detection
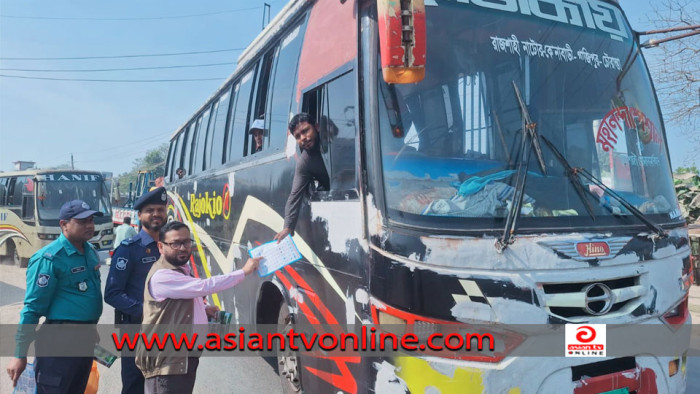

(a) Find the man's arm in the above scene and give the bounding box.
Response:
[278,161,314,239]
[15,254,59,357]
[104,246,142,318]
[150,258,261,300]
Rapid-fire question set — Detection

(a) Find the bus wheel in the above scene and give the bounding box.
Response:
[10,243,27,268]
[278,300,303,393]
[4,241,19,267]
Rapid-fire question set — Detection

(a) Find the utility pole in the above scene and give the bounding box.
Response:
[71,153,74,169]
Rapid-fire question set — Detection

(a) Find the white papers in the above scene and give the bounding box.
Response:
[248,236,302,276]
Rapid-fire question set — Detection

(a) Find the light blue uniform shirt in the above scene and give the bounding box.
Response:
[15,233,103,356]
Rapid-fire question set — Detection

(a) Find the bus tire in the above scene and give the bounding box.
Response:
[11,243,28,268]
[4,241,26,268]
[277,299,303,393]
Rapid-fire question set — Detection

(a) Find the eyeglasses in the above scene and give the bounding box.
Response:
[162,240,193,249]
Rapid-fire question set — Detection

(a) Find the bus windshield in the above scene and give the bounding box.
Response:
[36,175,112,220]
[378,0,680,231]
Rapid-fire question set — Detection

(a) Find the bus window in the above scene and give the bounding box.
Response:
[182,124,194,175]
[192,107,212,174]
[207,87,232,169]
[0,177,7,205]
[227,69,256,163]
[302,85,327,172]
[170,130,186,181]
[204,102,219,170]
[268,20,306,151]
[248,49,277,155]
[189,117,203,174]
[10,177,28,207]
[165,139,176,181]
[21,194,35,222]
[254,50,275,121]
[322,72,357,193]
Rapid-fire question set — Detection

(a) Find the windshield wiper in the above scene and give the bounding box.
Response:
[496,81,547,252]
[540,136,597,219]
[576,166,668,238]
[540,136,667,238]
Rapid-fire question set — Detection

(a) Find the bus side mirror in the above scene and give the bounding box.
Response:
[377,0,426,84]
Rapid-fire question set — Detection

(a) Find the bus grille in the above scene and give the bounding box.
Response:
[541,276,645,321]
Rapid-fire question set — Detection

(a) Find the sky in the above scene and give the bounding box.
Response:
[0,0,697,176]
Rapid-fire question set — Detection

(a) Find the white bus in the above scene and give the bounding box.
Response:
[0,169,114,267]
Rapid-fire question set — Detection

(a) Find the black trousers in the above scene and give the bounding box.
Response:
[34,320,97,393]
[34,356,93,394]
[122,356,145,394]
[144,357,200,394]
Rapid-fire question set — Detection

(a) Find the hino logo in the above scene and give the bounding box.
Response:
[538,237,628,261]
[576,242,610,258]
[583,283,614,315]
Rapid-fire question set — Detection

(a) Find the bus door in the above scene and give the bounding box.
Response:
[293,69,367,389]
[6,176,34,225]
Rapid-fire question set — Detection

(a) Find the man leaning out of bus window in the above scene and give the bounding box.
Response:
[274,112,330,242]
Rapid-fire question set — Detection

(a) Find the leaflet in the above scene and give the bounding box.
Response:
[94,343,118,368]
[248,236,302,276]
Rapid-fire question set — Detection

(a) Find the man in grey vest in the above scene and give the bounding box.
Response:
[136,221,260,394]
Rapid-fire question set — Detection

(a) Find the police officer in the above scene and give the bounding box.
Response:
[105,186,167,394]
[6,200,104,393]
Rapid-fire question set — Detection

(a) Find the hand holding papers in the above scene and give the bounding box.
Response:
[248,235,302,276]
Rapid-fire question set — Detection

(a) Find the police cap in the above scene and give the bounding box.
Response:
[134,186,167,211]
[59,200,104,220]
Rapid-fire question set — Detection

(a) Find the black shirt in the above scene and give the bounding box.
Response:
[283,145,329,232]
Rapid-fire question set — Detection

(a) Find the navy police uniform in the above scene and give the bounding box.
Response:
[15,200,103,394]
[104,187,166,394]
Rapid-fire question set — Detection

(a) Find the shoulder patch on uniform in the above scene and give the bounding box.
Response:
[115,257,128,271]
[42,252,54,260]
[37,274,50,287]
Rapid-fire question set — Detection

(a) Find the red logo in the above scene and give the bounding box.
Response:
[222,184,231,220]
[575,326,596,343]
[566,324,606,357]
[576,242,610,258]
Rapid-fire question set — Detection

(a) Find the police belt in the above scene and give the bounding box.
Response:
[115,310,143,324]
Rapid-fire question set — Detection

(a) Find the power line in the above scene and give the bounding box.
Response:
[0,74,226,82]
[0,61,236,73]
[0,6,261,21]
[70,133,172,156]
[0,47,246,61]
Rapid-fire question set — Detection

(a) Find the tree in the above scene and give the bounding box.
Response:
[114,143,168,203]
[675,165,699,174]
[646,0,699,146]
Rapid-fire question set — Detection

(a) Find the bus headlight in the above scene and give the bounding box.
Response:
[661,296,689,330]
[38,233,59,240]
[102,229,114,235]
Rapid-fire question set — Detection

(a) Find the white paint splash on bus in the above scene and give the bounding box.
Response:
[373,361,409,394]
